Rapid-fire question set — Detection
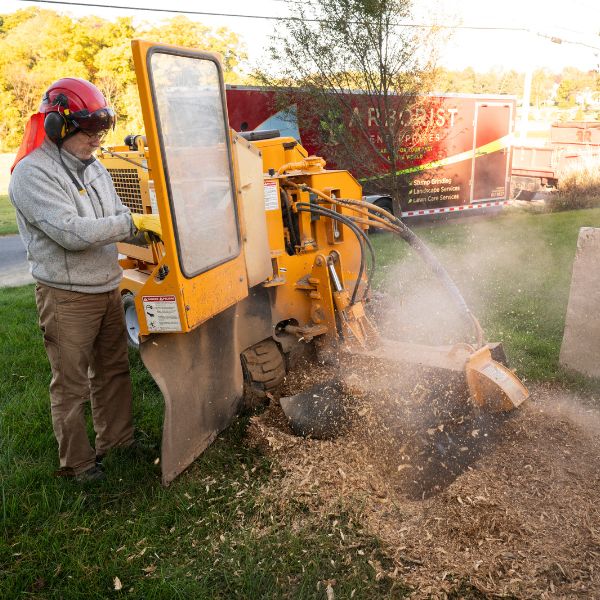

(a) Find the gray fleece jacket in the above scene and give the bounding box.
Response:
[9,138,135,293]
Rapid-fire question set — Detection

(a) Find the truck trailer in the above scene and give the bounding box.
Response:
[225,86,516,219]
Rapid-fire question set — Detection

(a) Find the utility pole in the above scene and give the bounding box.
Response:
[519,35,563,141]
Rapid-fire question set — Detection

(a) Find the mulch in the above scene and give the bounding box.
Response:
[246,372,600,599]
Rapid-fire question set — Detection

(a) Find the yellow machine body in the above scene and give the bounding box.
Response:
[103,40,375,483]
[105,140,365,343]
[102,40,528,484]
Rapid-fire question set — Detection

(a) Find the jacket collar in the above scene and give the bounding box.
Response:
[42,137,97,176]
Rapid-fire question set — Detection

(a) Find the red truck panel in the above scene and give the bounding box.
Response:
[225,86,516,217]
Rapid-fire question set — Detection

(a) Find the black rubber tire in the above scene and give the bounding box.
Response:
[241,339,286,393]
[122,292,140,350]
[369,198,394,233]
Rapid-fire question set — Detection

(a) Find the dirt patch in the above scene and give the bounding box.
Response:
[246,375,600,598]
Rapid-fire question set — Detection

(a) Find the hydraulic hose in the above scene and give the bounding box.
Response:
[296,203,375,305]
[296,204,367,304]
[280,187,300,253]
[291,185,484,347]
[295,202,376,271]
[393,221,484,347]
[286,185,377,299]
[358,198,485,348]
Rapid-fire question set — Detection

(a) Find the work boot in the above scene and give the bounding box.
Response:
[74,465,106,483]
[96,438,156,465]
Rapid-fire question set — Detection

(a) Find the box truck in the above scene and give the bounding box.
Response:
[226,86,516,219]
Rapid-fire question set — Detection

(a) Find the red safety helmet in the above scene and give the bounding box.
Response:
[11,78,116,173]
[41,78,116,142]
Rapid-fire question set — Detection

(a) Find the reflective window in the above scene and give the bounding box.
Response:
[149,51,240,276]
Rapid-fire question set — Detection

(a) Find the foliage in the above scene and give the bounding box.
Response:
[434,65,598,112]
[556,78,578,108]
[433,66,523,96]
[0,8,247,151]
[546,156,600,212]
[0,194,17,235]
[258,0,444,203]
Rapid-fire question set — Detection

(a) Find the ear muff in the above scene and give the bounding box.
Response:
[43,94,73,143]
[44,111,69,143]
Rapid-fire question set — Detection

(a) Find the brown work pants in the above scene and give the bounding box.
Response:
[35,284,134,475]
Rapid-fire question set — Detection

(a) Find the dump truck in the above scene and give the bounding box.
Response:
[511,121,600,198]
[99,40,529,485]
[225,86,517,219]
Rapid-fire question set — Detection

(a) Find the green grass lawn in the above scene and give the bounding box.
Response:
[0,194,17,236]
[371,207,600,386]
[0,287,398,599]
[2,207,600,598]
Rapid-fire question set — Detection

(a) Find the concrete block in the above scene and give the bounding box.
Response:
[559,227,600,378]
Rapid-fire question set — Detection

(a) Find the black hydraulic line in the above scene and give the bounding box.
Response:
[317,205,376,301]
[289,186,377,286]
[297,188,483,345]
[300,203,376,300]
[296,203,372,273]
[280,187,300,253]
[296,203,375,304]
[296,205,366,303]
[299,203,376,281]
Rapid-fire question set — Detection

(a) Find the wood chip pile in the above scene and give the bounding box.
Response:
[247,374,600,598]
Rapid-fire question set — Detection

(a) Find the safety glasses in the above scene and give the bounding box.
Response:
[70,107,116,134]
[80,129,109,142]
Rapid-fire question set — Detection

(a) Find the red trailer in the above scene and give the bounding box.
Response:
[226,86,516,219]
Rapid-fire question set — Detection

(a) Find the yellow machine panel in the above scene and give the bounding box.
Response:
[230,132,273,287]
[129,40,249,335]
[265,169,365,330]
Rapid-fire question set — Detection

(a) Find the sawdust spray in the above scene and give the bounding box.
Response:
[342,216,565,496]
[249,216,600,597]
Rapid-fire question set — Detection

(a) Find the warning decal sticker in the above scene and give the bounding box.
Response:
[142,295,182,332]
[263,180,279,211]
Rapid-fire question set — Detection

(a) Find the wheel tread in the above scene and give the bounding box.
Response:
[241,339,286,391]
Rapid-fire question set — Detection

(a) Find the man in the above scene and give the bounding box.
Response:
[9,78,149,483]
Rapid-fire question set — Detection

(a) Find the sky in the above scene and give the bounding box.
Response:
[3,0,600,73]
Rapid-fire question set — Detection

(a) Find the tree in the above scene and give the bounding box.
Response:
[530,68,554,109]
[433,67,524,96]
[0,9,247,151]
[140,17,247,82]
[556,78,577,108]
[258,0,443,207]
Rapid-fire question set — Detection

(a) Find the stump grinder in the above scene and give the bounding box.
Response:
[100,41,528,485]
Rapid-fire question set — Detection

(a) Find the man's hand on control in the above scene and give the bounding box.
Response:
[131,213,162,242]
